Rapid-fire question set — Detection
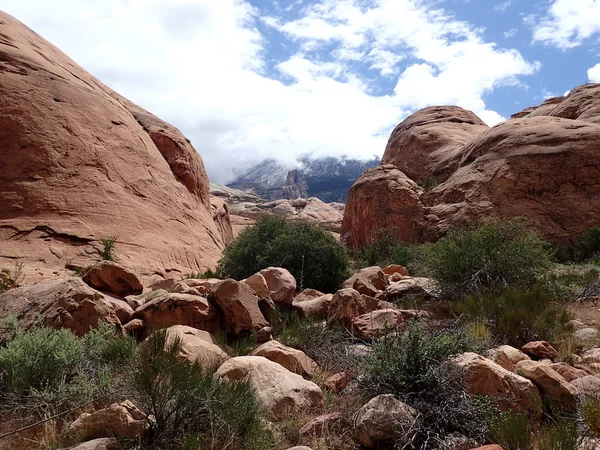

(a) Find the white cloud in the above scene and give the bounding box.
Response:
[493,1,512,13]
[531,0,600,49]
[589,63,600,82]
[1,0,539,183]
[504,28,518,38]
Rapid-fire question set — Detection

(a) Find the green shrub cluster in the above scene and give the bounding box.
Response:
[217,215,351,293]
[421,218,552,297]
[362,323,495,447]
[555,226,600,263]
[455,285,573,348]
[353,227,420,270]
[133,329,274,450]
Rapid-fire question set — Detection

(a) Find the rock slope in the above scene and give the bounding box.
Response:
[342,85,600,248]
[0,11,232,281]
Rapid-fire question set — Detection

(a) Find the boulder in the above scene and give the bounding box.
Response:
[65,400,147,443]
[0,12,232,284]
[164,325,228,372]
[216,356,323,420]
[382,264,409,277]
[294,289,326,303]
[583,348,600,365]
[381,105,488,182]
[132,292,218,336]
[123,318,145,334]
[324,372,348,393]
[300,412,342,437]
[575,327,600,342]
[0,277,121,340]
[259,267,297,305]
[250,340,318,378]
[327,288,375,328]
[244,273,271,300]
[571,375,600,397]
[180,278,221,295]
[354,394,417,448]
[514,360,579,412]
[342,96,600,248]
[59,439,123,450]
[98,292,134,324]
[292,293,334,319]
[384,277,440,301]
[350,309,406,341]
[341,165,428,249]
[82,261,143,297]
[487,345,531,372]
[210,279,268,336]
[522,341,559,360]
[343,267,389,297]
[549,362,589,382]
[470,446,504,450]
[452,353,542,417]
[171,282,202,296]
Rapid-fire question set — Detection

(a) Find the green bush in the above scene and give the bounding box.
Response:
[363,322,486,395]
[422,218,552,296]
[353,227,420,270]
[535,418,578,450]
[362,323,494,447]
[217,215,351,293]
[99,236,118,261]
[455,285,572,347]
[132,329,274,450]
[555,226,600,263]
[0,327,84,394]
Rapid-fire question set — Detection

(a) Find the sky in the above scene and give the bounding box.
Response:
[1,0,600,183]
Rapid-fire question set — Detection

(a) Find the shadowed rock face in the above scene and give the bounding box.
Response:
[0,12,232,281]
[342,84,600,248]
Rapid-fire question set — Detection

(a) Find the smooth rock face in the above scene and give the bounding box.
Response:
[522,341,559,360]
[210,279,269,336]
[515,360,579,412]
[350,309,406,341]
[0,277,121,339]
[341,165,428,249]
[216,356,323,420]
[381,105,488,182]
[259,267,297,305]
[487,345,531,372]
[250,340,318,378]
[292,293,333,319]
[65,400,147,443]
[244,273,271,300]
[0,12,232,283]
[342,90,600,248]
[343,266,389,297]
[549,363,589,382]
[354,394,417,448]
[164,325,228,373]
[384,277,440,301]
[132,292,218,336]
[82,261,143,297]
[452,353,542,417]
[300,412,342,437]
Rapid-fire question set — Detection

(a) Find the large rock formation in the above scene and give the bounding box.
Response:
[342,85,600,248]
[0,12,232,282]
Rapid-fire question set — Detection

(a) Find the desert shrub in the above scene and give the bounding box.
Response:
[353,227,421,270]
[217,215,351,293]
[132,329,274,450]
[455,285,573,347]
[99,236,118,261]
[555,227,600,263]
[362,323,494,447]
[186,268,221,279]
[0,327,84,394]
[214,330,257,357]
[581,396,600,437]
[490,410,531,450]
[0,261,24,294]
[421,218,552,296]
[535,417,578,450]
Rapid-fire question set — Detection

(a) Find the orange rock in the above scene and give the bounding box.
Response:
[343,266,389,297]
[327,288,373,328]
[83,261,143,297]
[382,265,409,277]
[0,12,231,284]
[259,267,297,305]
[0,277,122,339]
[210,279,268,336]
[251,340,318,378]
[324,372,348,393]
[522,341,559,361]
[300,412,342,437]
